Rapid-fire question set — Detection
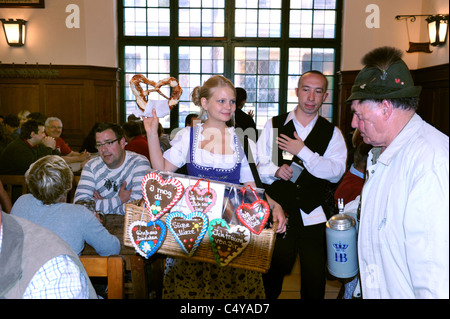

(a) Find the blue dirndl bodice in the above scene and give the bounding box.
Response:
[186,125,243,185]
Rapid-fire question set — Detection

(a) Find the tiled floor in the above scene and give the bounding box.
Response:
[278,257,342,299]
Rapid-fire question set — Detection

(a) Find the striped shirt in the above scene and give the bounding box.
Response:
[74,151,151,215]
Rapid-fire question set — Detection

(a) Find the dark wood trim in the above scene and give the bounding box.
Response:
[0,0,44,8]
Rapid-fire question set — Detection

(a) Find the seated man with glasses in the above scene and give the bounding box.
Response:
[45,117,91,165]
[73,123,151,215]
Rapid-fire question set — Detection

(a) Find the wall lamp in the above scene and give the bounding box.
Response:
[395,14,449,48]
[426,15,449,46]
[0,19,27,47]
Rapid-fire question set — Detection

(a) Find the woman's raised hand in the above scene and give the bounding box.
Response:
[142,108,159,136]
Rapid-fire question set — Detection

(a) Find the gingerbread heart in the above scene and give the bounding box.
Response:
[185,185,217,214]
[166,211,208,257]
[128,220,166,258]
[142,172,184,221]
[208,218,251,267]
[236,199,270,235]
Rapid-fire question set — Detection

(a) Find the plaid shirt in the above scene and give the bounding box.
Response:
[0,225,91,299]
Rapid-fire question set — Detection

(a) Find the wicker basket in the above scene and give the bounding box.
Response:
[124,200,277,273]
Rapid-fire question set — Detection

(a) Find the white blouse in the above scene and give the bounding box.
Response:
[164,123,254,184]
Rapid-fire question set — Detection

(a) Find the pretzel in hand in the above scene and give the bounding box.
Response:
[130,74,183,113]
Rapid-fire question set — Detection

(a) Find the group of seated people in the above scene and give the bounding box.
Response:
[0,112,90,176]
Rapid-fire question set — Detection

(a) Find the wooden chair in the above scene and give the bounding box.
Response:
[80,256,125,299]
[0,175,28,203]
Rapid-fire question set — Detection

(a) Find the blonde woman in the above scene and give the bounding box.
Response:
[143,75,286,299]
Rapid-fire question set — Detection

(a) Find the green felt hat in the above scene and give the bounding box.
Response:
[346,47,422,102]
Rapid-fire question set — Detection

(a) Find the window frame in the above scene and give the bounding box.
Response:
[118,0,343,129]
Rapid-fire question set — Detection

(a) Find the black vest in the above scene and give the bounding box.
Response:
[265,113,335,216]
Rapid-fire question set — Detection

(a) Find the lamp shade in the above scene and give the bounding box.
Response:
[426,15,449,46]
[0,19,27,47]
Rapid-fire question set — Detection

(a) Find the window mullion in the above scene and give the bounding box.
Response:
[278,0,292,115]
[224,0,235,80]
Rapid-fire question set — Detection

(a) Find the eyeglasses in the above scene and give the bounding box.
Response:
[95,138,119,150]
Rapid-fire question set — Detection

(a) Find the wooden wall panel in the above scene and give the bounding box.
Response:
[94,83,117,123]
[413,65,449,136]
[44,83,85,150]
[0,84,40,115]
[0,64,120,151]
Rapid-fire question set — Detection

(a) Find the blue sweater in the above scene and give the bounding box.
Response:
[11,194,120,256]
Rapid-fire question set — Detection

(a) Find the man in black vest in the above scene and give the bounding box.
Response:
[257,70,347,299]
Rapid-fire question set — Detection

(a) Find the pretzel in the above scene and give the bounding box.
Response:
[130,74,183,112]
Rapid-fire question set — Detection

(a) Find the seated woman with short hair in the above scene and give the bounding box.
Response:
[11,155,120,256]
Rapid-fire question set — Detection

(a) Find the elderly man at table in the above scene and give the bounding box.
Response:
[74,122,151,215]
[0,211,97,299]
[347,46,449,299]
[11,155,120,257]
[45,117,91,165]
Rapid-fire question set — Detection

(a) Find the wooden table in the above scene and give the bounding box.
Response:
[82,214,163,299]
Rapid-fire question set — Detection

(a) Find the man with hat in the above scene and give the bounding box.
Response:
[347,46,449,298]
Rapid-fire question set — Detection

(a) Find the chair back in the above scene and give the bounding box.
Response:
[0,175,28,203]
[80,256,124,299]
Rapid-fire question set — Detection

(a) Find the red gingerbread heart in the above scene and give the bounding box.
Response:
[236,199,270,235]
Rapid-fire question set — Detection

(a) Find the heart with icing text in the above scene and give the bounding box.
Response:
[208,218,251,267]
[236,199,270,235]
[166,211,208,257]
[185,185,217,214]
[142,172,184,221]
[128,220,166,258]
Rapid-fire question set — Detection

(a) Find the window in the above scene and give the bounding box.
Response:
[235,1,282,38]
[178,46,225,127]
[234,47,281,127]
[119,0,342,129]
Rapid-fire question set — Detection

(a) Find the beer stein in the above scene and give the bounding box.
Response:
[326,213,358,278]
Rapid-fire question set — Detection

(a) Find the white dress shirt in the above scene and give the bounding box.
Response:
[256,109,347,225]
